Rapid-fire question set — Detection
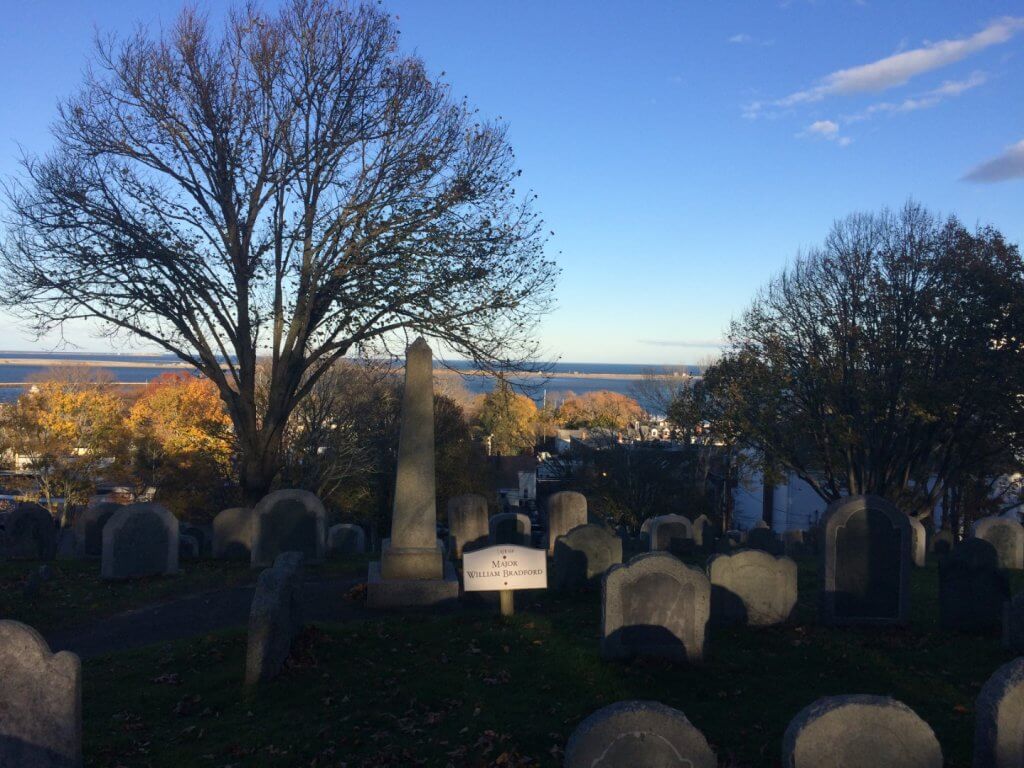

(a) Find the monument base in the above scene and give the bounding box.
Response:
[366,560,460,609]
[379,538,445,580]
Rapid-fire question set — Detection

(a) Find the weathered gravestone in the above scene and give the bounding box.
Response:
[489,512,531,546]
[245,552,304,688]
[212,507,254,561]
[930,529,954,556]
[972,516,1024,570]
[650,514,694,556]
[783,695,943,768]
[180,524,208,556]
[601,552,710,662]
[820,495,911,626]
[709,549,798,626]
[4,504,57,560]
[251,490,326,568]
[178,534,200,560]
[367,338,458,608]
[1005,592,1024,653]
[74,502,120,558]
[907,516,927,567]
[973,657,1024,768]
[327,524,366,556]
[546,491,587,554]
[101,503,179,580]
[745,526,782,555]
[639,516,656,551]
[446,494,489,558]
[0,620,81,768]
[940,539,1009,633]
[552,524,623,591]
[691,514,716,550]
[564,700,716,768]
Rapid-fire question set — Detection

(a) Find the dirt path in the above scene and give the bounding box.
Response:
[46,575,366,660]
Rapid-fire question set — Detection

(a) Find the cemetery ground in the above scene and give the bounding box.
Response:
[5,554,1020,767]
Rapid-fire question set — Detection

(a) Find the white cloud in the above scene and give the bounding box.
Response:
[963,139,1024,182]
[807,120,839,138]
[729,33,753,44]
[849,70,988,120]
[749,16,1023,115]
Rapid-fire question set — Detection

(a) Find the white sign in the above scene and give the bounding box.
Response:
[462,545,547,592]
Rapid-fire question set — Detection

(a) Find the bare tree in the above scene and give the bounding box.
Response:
[1,0,556,501]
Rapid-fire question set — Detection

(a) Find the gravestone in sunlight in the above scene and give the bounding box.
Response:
[367,338,458,608]
[446,494,489,558]
[545,491,587,554]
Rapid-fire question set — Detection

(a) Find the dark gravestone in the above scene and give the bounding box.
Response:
[488,512,530,546]
[930,529,954,557]
[180,525,208,556]
[601,552,710,662]
[4,505,57,560]
[973,517,1024,571]
[251,490,326,567]
[327,524,366,556]
[783,695,942,767]
[244,552,305,687]
[973,657,1024,768]
[565,700,716,768]
[101,503,179,580]
[74,502,120,558]
[746,527,781,555]
[1005,592,1024,653]
[552,524,623,591]
[821,495,911,626]
[652,516,694,557]
[178,534,200,560]
[939,539,1009,633]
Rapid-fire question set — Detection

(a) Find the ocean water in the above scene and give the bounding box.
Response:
[0,351,699,403]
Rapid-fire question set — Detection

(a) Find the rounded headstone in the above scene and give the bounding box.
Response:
[327,523,366,556]
[709,549,798,626]
[446,494,489,558]
[546,491,587,554]
[973,657,1024,768]
[4,504,57,561]
[101,503,179,580]
[0,620,82,768]
[601,551,710,662]
[940,539,1009,632]
[212,507,254,561]
[972,516,1024,570]
[552,524,623,591]
[488,512,531,546]
[73,502,121,558]
[650,514,694,556]
[565,700,716,768]
[251,490,326,568]
[783,695,942,768]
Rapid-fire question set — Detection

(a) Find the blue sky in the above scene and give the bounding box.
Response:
[0,1,1021,364]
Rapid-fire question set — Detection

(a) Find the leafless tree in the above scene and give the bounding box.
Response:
[1,0,556,501]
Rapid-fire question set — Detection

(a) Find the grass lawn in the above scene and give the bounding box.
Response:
[78,556,1024,768]
[1,555,372,634]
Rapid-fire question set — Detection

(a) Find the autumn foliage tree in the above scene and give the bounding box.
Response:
[0,368,128,523]
[473,381,538,456]
[556,390,645,431]
[129,373,235,519]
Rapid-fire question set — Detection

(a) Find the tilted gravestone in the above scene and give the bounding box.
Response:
[101,503,179,580]
[251,490,326,568]
[601,552,710,662]
[4,504,57,560]
[446,494,489,558]
[939,539,1009,633]
[488,512,531,546]
[545,491,587,554]
[908,516,927,567]
[0,620,81,768]
[212,507,254,561]
[552,524,623,591]
[74,502,120,558]
[709,549,798,626]
[1005,592,1024,653]
[972,516,1024,570]
[564,700,716,768]
[745,526,782,555]
[783,695,943,768]
[327,523,366,556]
[245,552,305,687]
[820,495,912,626]
[973,657,1024,768]
[650,514,694,556]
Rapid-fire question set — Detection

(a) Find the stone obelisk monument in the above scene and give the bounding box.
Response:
[367,337,458,608]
